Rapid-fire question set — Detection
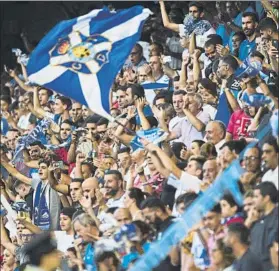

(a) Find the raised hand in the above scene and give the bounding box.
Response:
[79,196,92,210]
[76,153,86,164]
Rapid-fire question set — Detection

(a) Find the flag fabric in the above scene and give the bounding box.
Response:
[141,82,169,104]
[214,90,231,126]
[27,7,151,121]
[235,58,262,80]
[130,128,168,152]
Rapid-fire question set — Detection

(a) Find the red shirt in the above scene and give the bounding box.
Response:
[227,109,252,139]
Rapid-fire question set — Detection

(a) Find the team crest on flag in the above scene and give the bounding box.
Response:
[27,6,151,121]
[50,32,112,74]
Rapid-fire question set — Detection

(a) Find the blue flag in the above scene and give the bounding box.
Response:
[27,7,151,121]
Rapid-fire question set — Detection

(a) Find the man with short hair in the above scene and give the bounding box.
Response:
[258,17,279,41]
[202,159,218,184]
[149,55,169,84]
[69,179,83,208]
[261,137,279,189]
[104,170,125,208]
[114,208,132,226]
[38,88,53,107]
[127,43,147,70]
[205,121,226,154]
[115,86,128,111]
[238,12,259,60]
[169,90,186,131]
[71,102,84,127]
[224,223,264,271]
[117,147,132,187]
[140,197,180,271]
[250,182,278,270]
[170,93,210,148]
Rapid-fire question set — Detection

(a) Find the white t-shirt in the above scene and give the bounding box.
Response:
[54,231,75,253]
[17,113,31,130]
[106,193,125,209]
[202,104,217,121]
[262,166,278,189]
[168,172,201,216]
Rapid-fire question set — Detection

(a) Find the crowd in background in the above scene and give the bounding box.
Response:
[0,1,278,271]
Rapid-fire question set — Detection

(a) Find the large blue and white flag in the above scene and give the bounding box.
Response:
[27,6,151,121]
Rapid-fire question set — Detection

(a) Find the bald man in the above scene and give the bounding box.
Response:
[114,208,132,227]
[82,177,99,210]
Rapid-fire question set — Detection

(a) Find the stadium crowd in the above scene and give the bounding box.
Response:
[0,1,278,271]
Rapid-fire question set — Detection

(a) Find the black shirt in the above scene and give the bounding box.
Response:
[250,206,278,271]
[233,248,264,271]
[153,217,180,271]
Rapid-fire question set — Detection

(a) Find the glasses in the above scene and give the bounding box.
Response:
[189,10,199,13]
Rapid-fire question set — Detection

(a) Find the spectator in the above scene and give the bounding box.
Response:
[224,223,264,271]
[261,137,279,189]
[250,182,278,270]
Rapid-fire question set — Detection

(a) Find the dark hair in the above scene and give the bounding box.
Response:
[204,38,219,48]
[127,188,145,208]
[254,182,278,204]
[56,96,72,110]
[211,203,221,214]
[232,31,246,42]
[9,101,19,111]
[84,115,101,125]
[173,90,186,96]
[97,117,109,127]
[140,196,166,213]
[243,11,259,23]
[38,87,53,98]
[176,161,188,170]
[192,140,205,148]
[129,84,145,99]
[221,55,239,71]
[189,155,207,169]
[199,78,218,97]
[222,193,242,212]
[171,142,187,160]
[29,141,46,149]
[117,147,131,155]
[67,247,77,257]
[220,139,247,155]
[212,59,220,74]
[250,51,265,61]
[176,192,198,210]
[151,42,164,54]
[104,170,123,181]
[263,136,279,153]
[95,251,119,267]
[153,90,173,105]
[215,239,235,267]
[258,17,277,32]
[0,95,11,105]
[189,1,203,13]
[38,159,50,167]
[146,116,158,128]
[61,119,75,128]
[206,34,223,46]
[132,220,152,238]
[227,223,250,245]
[134,43,143,55]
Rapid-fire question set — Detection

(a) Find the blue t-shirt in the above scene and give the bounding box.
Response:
[84,243,97,271]
[122,242,150,269]
[1,117,9,135]
[135,105,153,125]
[238,39,256,61]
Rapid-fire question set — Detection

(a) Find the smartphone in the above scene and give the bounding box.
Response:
[272,39,279,50]
[53,161,63,169]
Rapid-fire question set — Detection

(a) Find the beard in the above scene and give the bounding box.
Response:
[243,28,255,37]
[105,187,118,197]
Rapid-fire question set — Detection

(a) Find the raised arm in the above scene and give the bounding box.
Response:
[1,160,32,186]
[159,0,180,33]
[136,98,151,130]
